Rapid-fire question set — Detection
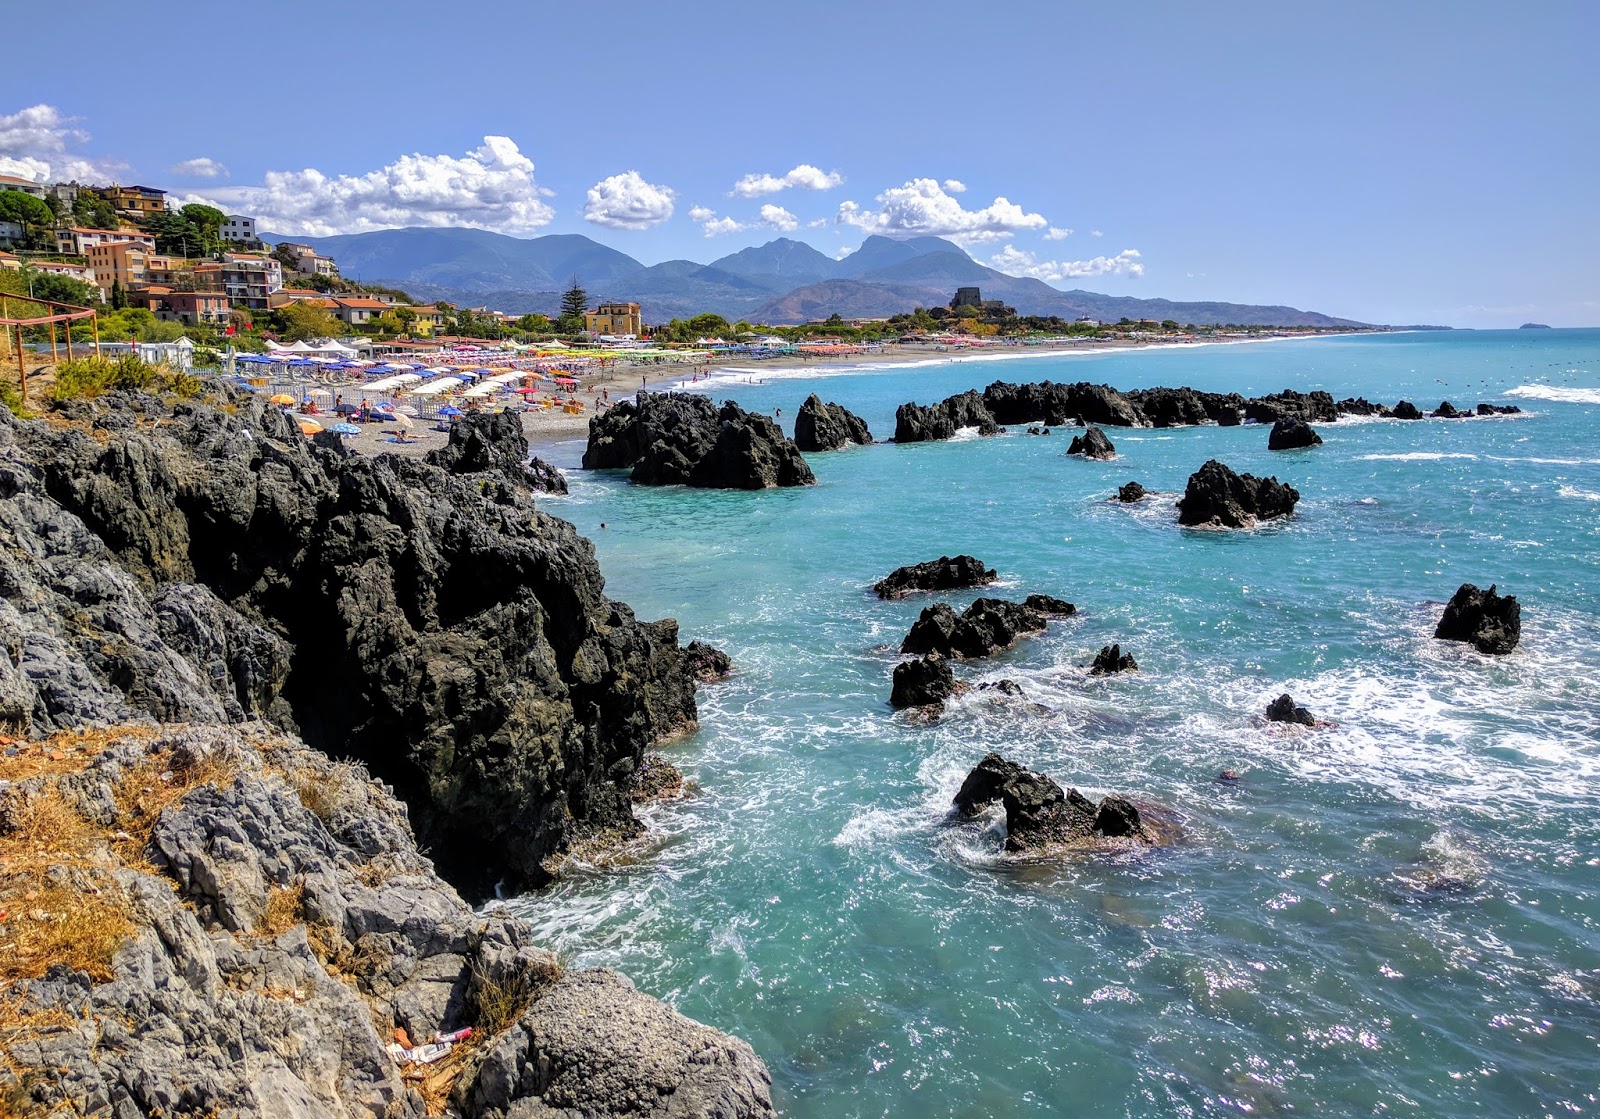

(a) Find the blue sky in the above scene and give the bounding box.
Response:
[4,0,1595,326]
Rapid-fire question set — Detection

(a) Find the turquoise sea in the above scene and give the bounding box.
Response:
[512,329,1600,1118]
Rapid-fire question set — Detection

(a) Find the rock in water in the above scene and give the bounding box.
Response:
[1267,417,1323,450]
[1024,593,1077,617]
[891,655,959,709]
[951,752,1167,852]
[794,393,872,451]
[1433,401,1463,418]
[1392,400,1423,420]
[526,456,568,493]
[900,598,1051,659]
[1117,482,1147,503]
[1067,426,1116,459]
[684,639,733,681]
[893,390,1000,443]
[1089,644,1138,675]
[1476,402,1522,416]
[583,392,815,488]
[1265,692,1316,725]
[873,555,997,599]
[1177,459,1300,528]
[1434,583,1521,654]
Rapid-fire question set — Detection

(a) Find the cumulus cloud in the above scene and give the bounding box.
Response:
[1044,226,1072,240]
[942,179,967,193]
[758,203,798,232]
[691,202,803,237]
[583,170,675,230]
[1090,229,1104,237]
[0,103,127,183]
[169,157,229,179]
[689,205,716,222]
[836,178,1048,245]
[989,244,1144,281]
[731,163,843,197]
[835,245,857,260]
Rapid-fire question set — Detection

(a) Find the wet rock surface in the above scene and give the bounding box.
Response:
[873,555,997,599]
[1066,426,1116,459]
[901,598,1054,660]
[893,390,999,443]
[1266,693,1316,725]
[794,393,873,451]
[583,392,815,488]
[1177,459,1300,528]
[890,655,961,710]
[1267,417,1323,450]
[1089,644,1139,675]
[1116,482,1147,503]
[1434,583,1522,654]
[684,639,733,682]
[1392,400,1424,420]
[952,752,1178,853]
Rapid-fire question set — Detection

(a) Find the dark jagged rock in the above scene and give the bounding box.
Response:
[1266,692,1316,725]
[951,751,1170,853]
[1434,583,1521,655]
[1245,389,1338,425]
[1066,426,1116,459]
[1023,593,1077,617]
[893,390,999,443]
[1267,417,1324,450]
[1025,425,1050,436]
[794,393,873,451]
[1116,482,1147,503]
[684,639,733,682]
[1177,459,1300,528]
[0,725,774,1119]
[424,410,556,490]
[901,598,1049,660]
[1392,400,1423,420]
[1476,402,1523,416]
[582,392,815,488]
[873,554,997,599]
[526,455,568,493]
[0,387,696,897]
[1433,401,1464,418]
[1337,397,1391,417]
[633,753,686,801]
[1127,385,1247,427]
[1088,644,1138,675]
[978,679,1024,696]
[891,654,960,710]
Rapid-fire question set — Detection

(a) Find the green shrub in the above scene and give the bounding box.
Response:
[51,355,199,401]
[0,378,28,417]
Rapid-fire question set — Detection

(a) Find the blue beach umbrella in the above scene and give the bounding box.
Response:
[439,405,464,417]
[330,422,360,436]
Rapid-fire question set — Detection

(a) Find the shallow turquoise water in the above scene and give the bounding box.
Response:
[511,330,1600,1118]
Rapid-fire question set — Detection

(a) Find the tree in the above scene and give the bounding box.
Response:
[395,306,417,333]
[276,301,342,343]
[110,279,127,311]
[179,203,225,255]
[0,191,55,250]
[557,277,588,333]
[19,268,99,308]
[514,312,552,335]
[71,190,121,231]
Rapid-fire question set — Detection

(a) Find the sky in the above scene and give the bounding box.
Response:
[3,0,1596,327]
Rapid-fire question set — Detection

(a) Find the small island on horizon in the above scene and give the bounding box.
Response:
[1520,322,1552,329]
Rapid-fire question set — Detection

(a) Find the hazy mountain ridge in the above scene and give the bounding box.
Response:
[265,227,1364,327]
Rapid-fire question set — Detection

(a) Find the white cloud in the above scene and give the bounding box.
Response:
[0,103,128,183]
[758,203,798,232]
[692,203,803,237]
[1090,229,1104,237]
[836,178,1048,245]
[942,179,967,193]
[806,217,829,228]
[170,156,229,179]
[731,163,843,197]
[1045,226,1073,240]
[835,245,857,260]
[583,170,675,230]
[204,136,556,236]
[989,244,1145,281]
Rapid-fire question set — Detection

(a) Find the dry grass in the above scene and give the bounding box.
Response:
[256,883,305,938]
[283,759,366,823]
[111,748,236,861]
[0,725,157,784]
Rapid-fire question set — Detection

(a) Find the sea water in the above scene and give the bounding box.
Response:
[510,329,1600,1118]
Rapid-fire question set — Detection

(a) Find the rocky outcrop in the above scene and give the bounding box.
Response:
[1245,389,1338,425]
[0,724,774,1119]
[0,388,698,897]
[1267,417,1323,450]
[1088,644,1138,675]
[582,393,815,489]
[1127,385,1247,427]
[1434,583,1521,654]
[1392,400,1423,420]
[893,390,999,443]
[793,393,872,451]
[890,654,961,710]
[424,411,565,496]
[683,640,733,682]
[1066,426,1116,459]
[1177,459,1300,528]
[1024,593,1077,617]
[1433,401,1463,418]
[951,752,1177,853]
[1116,482,1147,503]
[1338,397,1390,417]
[901,598,1057,659]
[872,555,997,599]
[1265,693,1315,725]
[1476,402,1523,416]
[525,456,568,494]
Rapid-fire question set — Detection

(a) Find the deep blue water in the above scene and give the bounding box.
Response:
[510,330,1600,1118]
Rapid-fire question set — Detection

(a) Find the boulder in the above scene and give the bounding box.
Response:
[872,555,997,599]
[1267,417,1323,450]
[901,598,1049,660]
[793,393,873,451]
[683,639,733,682]
[1265,692,1315,725]
[978,679,1024,696]
[890,655,960,710]
[1392,400,1423,420]
[1433,401,1464,418]
[1088,644,1138,675]
[1244,389,1338,425]
[583,393,815,489]
[1128,386,1246,427]
[1066,426,1116,459]
[1476,402,1522,416]
[1177,459,1300,528]
[1116,482,1147,503]
[951,752,1164,852]
[1337,397,1391,417]
[424,410,543,484]
[1025,426,1050,436]
[526,456,568,494]
[1434,583,1521,654]
[1023,593,1077,617]
[893,390,999,443]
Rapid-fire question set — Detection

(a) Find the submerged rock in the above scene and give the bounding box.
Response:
[901,598,1051,659]
[1177,459,1300,528]
[1434,583,1521,654]
[951,751,1174,853]
[1265,692,1315,725]
[1066,426,1116,459]
[891,654,961,710]
[684,639,733,681]
[873,555,997,599]
[583,392,815,489]
[794,393,873,451]
[1116,482,1147,503]
[1089,644,1139,675]
[893,390,999,443]
[1267,416,1323,450]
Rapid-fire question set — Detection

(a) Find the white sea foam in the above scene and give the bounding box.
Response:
[1354,452,1479,462]
[1506,384,1600,405]
[1558,485,1600,502]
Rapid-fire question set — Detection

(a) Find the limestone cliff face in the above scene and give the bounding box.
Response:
[0,392,696,896]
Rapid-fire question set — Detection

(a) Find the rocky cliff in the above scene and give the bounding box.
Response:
[582,394,815,488]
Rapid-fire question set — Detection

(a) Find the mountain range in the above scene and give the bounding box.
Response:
[263,228,1365,327]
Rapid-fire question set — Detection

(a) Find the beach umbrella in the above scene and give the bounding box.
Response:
[392,413,413,429]
[331,423,360,436]
[307,388,333,399]
[395,404,419,417]
[439,405,464,417]
[269,393,296,405]
[298,420,323,435]
[514,386,541,395]
[333,403,359,415]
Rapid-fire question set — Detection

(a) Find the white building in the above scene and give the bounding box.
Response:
[221,215,258,244]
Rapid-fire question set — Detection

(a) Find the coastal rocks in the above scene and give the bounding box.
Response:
[893,390,999,443]
[951,752,1172,853]
[1267,417,1323,450]
[1337,396,1390,417]
[1088,644,1138,675]
[794,393,872,451]
[1116,482,1147,503]
[1245,389,1338,425]
[901,598,1052,660]
[1177,459,1300,528]
[1127,385,1246,427]
[633,753,686,801]
[891,654,961,710]
[1434,583,1521,654]
[684,639,733,682]
[582,392,815,489]
[1433,401,1464,418]
[1066,426,1116,459]
[1392,400,1424,420]
[873,555,997,599]
[424,410,562,494]
[1024,593,1077,617]
[1265,693,1316,725]
[526,456,568,494]
[1476,402,1523,416]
